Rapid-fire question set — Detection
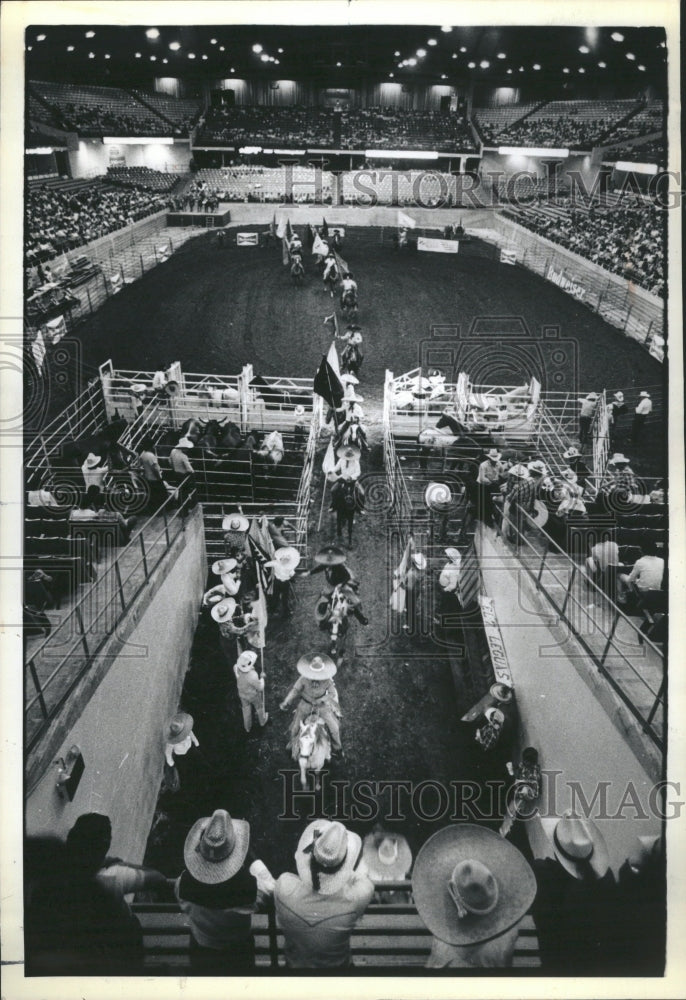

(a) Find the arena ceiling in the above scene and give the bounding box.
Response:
[25,25,667,90]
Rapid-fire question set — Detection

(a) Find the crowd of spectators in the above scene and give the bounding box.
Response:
[25,180,168,263]
[503,115,609,150]
[604,139,665,165]
[50,101,170,137]
[106,166,181,194]
[340,107,476,152]
[505,197,665,295]
[197,105,337,148]
[602,102,664,146]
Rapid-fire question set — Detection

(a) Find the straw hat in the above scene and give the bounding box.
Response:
[220,574,241,596]
[484,707,505,725]
[165,711,194,745]
[129,382,146,395]
[340,373,359,386]
[296,652,337,680]
[584,392,599,401]
[362,829,413,882]
[551,815,610,880]
[345,390,365,404]
[608,453,631,466]
[295,820,362,895]
[83,452,103,469]
[639,391,651,398]
[222,513,249,532]
[412,553,427,570]
[561,468,578,483]
[265,546,301,572]
[508,464,529,479]
[211,597,237,623]
[337,444,361,461]
[184,809,250,885]
[486,448,502,461]
[444,547,462,564]
[235,650,258,672]
[527,460,547,476]
[212,558,237,576]
[490,682,513,704]
[313,544,347,566]
[412,825,536,945]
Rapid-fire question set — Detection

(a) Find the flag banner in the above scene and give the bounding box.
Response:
[326,340,341,378]
[314,356,344,408]
[398,210,417,229]
[500,248,517,265]
[282,237,290,265]
[286,218,294,240]
[157,245,171,261]
[324,313,340,338]
[321,217,329,236]
[545,264,586,301]
[45,314,67,344]
[275,216,288,239]
[390,533,413,612]
[237,232,259,246]
[31,329,46,374]
[648,335,665,363]
[312,233,327,255]
[322,438,336,476]
[417,237,459,254]
[269,213,277,237]
[110,272,123,293]
[333,248,349,274]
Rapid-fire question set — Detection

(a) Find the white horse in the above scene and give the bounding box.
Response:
[290,714,331,790]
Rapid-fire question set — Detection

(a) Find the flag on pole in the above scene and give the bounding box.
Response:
[321,217,329,236]
[286,218,294,241]
[282,237,290,265]
[314,355,344,408]
[390,533,414,612]
[269,213,277,237]
[276,216,288,239]
[322,438,337,476]
[398,210,416,229]
[324,312,339,338]
[312,232,327,255]
[333,248,349,276]
[326,339,341,378]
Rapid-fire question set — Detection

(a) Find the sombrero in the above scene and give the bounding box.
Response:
[211,597,237,622]
[164,711,194,745]
[83,452,103,469]
[129,382,146,395]
[508,464,529,479]
[561,468,578,483]
[176,437,194,449]
[484,707,505,725]
[265,546,301,572]
[362,830,413,882]
[184,810,250,885]
[412,825,536,945]
[344,390,365,403]
[445,547,462,564]
[584,392,599,401]
[337,444,361,461]
[222,513,249,533]
[490,682,514,704]
[212,558,237,576]
[563,446,581,460]
[235,650,258,672]
[527,460,548,476]
[550,814,610,880]
[340,373,359,386]
[608,453,631,465]
[295,820,362,895]
[296,652,337,680]
[485,448,502,461]
[313,545,347,566]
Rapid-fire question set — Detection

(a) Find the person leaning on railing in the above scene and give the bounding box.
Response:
[137,435,174,513]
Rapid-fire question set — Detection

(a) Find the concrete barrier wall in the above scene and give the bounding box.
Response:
[26,508,206,864]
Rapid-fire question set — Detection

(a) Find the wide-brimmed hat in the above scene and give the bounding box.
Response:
[337,444,361,461]
[490,683,513,705]
[412,553,427,570]
[639,391,651,398]
[296,652,337,680]
[220,573,241,596]
[445,547,462,564]
[266,546,301,572]
[412,825,536,945]
[344,390,364,403]
[584,392,599,401]
[508,464,529,479]
[340,373,359,386]
[486,448,502,461]
[527,460,547,476]
[184,809,250,885]
[484,707,505,725]
[561,468,578,483]
[362,829,413,882]
[165,711,194,745]
[295,820,362,895]
[551,815,610,880]
[613,391,624,402]
[313,544,347,566]
[212,558,237,576]
[211,597,237,622]
[129,382,146,395]
[222,513,249,532]
[235,650,258,672]
[176,437,194,449]
[609,453,631,465]
[83,452,103,469]
[563,446,581,460]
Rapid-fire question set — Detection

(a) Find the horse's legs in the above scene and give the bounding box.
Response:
[336,509,344,541]
[299,759,308,790]
[347,513,354,549]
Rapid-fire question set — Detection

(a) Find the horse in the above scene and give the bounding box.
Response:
[321,583,356,664]
[340,286,358,320]
[340,340,363,377]
[330,477,358,548]
[323,262,339,298]
[290,255,305,286]
[289,713,331,790]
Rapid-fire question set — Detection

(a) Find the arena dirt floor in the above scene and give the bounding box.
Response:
[65,224,665,878]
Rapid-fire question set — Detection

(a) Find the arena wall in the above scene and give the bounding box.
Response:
[25,509,206,864]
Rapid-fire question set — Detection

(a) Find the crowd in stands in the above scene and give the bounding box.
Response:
[505,196,664,295]
[30,81,188,138]
[197,105,337,148]
[131,88,203,134]
[107,166,181,194]
[339,107,476,152]
[602,101,664,146]
[25,180,168,263]
[604,139,665,165]
[495,100,640,150]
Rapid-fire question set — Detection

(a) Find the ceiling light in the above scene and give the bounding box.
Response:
[336,61,342,66]
[188,53,195,59]
[598,61,607,67]
[394,50,400,57]
[219,46,225,52]
[210,38,217,44]
[67,45,74,51]
[579,45,589,53]
[274,59,280,65]
[578,67,586,73]
[468,61,475,69]
[389,72,394,77]
[408,57,417,66]
[105,53,111,59]
[638,64,646,71]
[169,41,180,51]
[441,74,447,79]
[231,67,235,73]
[460,46,467,52]
[88,52,95,59]
[253,44,263,53]
[452,53,457,59]
[611,32,624,42]
[519,66,524,72]
[441,26,452,32]
[626,52,635,60]
[146,28,160,39]
[533,63,541,70]
[428,38,437,46]
[278,48,284,53]
[261,54,270,62]
[36,33,46,41]
[202,54,208,60]
[85,30,95,38]
[417,48,426,57]
[163,58,168,63]
[27,45,33,50]
[150,55,157,61]
[480,60,490,68]
[135,52,141,58]
[507,68,513,74]
[497,52,506,59]
[562,67,570,73]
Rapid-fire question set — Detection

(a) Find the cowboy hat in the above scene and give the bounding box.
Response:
[583,392,599,401]
[340,373,359,386]
[129,382,146,394]
[639,391,651,398]
[337,444,361,461]
[296,652,337,680]
[222,513,249,532]
[235,650,258,672]
[551,814,610,880]
[613,391,624,402]
[295,820,362,895]
[445,547,462,564]
[362,829,413,882]
[608,453,631,465]
[508,464,529,479]
[220,573,241,596]
[293,404,307,418]
[563,446,581,459]
[184,809,250,885]
[412,825,536,945]
[265,546,301,572]
[412,553,427,570]
[313,544,347,566]
[165,711,195,745]
[485,448,502,461]
[561,468,578,483]
[490,682,514,704]
[527,460,547,476]
[211,597,237,622]
[83,452,103,469]
[212,558,237,576]
[344,390,364,403]
[484,707,505,725]
[531,499,549,528]
[176,437,194,449]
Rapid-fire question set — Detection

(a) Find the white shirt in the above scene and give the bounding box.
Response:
[334,457,361,480]
[81,460,108,489]
[635,397,653,416]
[628,555,664,592]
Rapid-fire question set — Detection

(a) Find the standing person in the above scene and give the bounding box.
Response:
[211,596,238,665]
[506,465,536,549]
[302,544,358,592]
[578,392,599,447]
[268,515,296,550]
[403,551,428,635]
[476,448,503,525]
[137,435,171,513]
[265,546,300,618]
[631,391,653,444]
[412,824,536,969]
[561,447,592,490]
[606,391,626,449]
[169,437,195,505]
[232,650,269,732]
[175,809,275,974]
[274,820,374,968]
[81,451,109,493]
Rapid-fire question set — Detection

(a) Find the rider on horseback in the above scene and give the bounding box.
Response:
[302,545,369,625]
[323,251,338,286]
[340,271,357,301]
[280,653,343,754]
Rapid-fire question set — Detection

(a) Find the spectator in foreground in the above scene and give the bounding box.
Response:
[274,819,374,968]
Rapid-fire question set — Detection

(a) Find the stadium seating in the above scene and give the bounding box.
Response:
[106,166,181,193]
[131,89,204,133]
[30,80,172,137]
[603,137,665,165]
[473,102,541,143]
[196,105,337,148]
[494,100,641,149]
[174,166,334,203]
[602,100,664,145]
[340,107,477,152]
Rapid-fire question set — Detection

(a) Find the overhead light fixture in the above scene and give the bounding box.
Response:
[578,67,586,73]
[562,67,570,73]
[230,67,235,73]
[441,74,447,79]
[579,45,589,53]
[519,66,524,72]
[460,46,467,52]
[480,60,490,68]
[252,43,263,53]
[497,52,506,59]
[67,45,74,51]
[365,149,439,160]
[169,41,180,51]
[210,38,217,45]
[105,53,111,59]
[163,58,168,63]
[428,38,437,46]
[394,50,400,57]
[441,26,452,33]
[36,33,46,41]
[146,28,160,39]
[452,53,457,59]
[611,32,624,42]
[219,46,225,51]
[507,68,513,74]
[261,54,270,62]
[104,136,174,145]
[278,48,284,53]
[468,61,476,69]
[188,53,195,59]
[274,59,280,65]
[27,44,33,50]
[336,61,342,67]
[151,55,157,61]
[638,64,646,71]
[85,30,95,38]
[417,48,426,57]
[533,63,541,70]
[88,52,95,59]
[626,52,635,60]
[389,72,394,77]
[499,146,570,158]
[598,61,607,67]
[202,54,208,60]
[135,52,142,58]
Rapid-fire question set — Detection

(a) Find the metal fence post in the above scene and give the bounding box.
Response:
[28,659,49,719]
[560,564,577,617]
[114,557,126,611]
[599,608,621,667]
[74,605,90,658]
[139,532,149,577]
[536,544,548,590]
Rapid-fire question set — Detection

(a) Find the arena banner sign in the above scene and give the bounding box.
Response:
[417,237,459,254]
[478,595,514,689]
[545,264,586,301]
[237,232,260,246]
[500,248,517,265]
